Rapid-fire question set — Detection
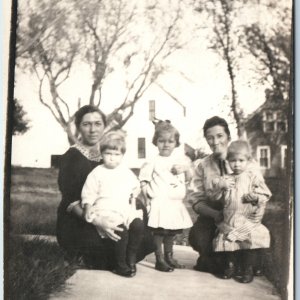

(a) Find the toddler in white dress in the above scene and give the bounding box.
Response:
[139,120,193,272]
[81,131,143,277]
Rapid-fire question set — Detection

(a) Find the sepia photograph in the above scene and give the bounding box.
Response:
[4,0,294,299]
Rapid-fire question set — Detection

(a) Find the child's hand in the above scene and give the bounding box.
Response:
[243,193,259,204]
[218,176,235,190]
[146,204,151,215]
[171,164,187,175]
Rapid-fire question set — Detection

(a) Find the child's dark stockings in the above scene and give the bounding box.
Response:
[114,218,144,277]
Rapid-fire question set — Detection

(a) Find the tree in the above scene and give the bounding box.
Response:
[195,0,245,137]
[17,0,79,143]
[12,98,30,135]
[194,0,291,137]
[243,4,291,102]
[17,0,189,144]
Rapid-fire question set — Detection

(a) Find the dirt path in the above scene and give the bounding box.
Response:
[51,246,280,300]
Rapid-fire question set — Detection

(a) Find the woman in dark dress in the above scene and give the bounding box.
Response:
[56,105,154,270]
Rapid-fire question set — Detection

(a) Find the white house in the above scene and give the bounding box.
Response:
[121,95,188,169]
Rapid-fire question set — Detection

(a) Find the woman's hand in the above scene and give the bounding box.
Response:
[91,215,124,242]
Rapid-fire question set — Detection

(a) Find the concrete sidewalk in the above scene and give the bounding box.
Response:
[51,246,280,300]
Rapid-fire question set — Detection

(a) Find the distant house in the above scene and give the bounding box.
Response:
[244,90,289,178]
[122,95,188,169]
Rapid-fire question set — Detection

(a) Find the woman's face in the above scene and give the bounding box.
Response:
[78,112,105,146]
[205,125,230,157]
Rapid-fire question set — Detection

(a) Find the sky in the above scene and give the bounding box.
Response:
[7,0,291,168]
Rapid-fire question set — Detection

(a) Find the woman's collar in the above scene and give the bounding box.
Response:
[72,143,102,162]
[211,152,227,161]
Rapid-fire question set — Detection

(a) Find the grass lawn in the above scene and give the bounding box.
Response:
[9,167,60,235]
[7,235,77,300]
[7,166,292,299]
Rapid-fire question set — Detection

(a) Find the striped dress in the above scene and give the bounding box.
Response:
[213,170,271,252]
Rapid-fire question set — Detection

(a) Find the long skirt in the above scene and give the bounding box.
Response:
[188,215,224,273]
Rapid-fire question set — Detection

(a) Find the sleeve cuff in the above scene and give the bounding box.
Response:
[66,200,80,213]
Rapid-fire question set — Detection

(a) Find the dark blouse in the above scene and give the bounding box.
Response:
[56,147,155,266]
[56,147,103,254]
[58,147,101,213]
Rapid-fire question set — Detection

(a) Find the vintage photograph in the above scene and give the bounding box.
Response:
[5,0,293,299]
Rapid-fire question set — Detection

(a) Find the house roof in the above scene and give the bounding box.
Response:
[244,91,288,124]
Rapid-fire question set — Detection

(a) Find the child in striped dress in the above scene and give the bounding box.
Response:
[211,140,271,283]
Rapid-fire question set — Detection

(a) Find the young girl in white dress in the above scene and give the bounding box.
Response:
[139,120,193,272]
[212,140,271,283]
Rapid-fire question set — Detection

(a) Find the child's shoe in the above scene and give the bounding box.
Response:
[240,266,254,283]
[253,267,263,276]
[127,253,137,276]
[113,262,135,278]
[165,252,185,269]
[222,261,235,279]
[155,254,174,272]
[128,263,137,276]
[234,264,243,279]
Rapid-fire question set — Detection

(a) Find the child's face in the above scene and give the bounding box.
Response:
[157,132,177,157]
[102,149,123,169]
[228,153,249,175]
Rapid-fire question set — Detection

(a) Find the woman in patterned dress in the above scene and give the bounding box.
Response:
[188,116,266,276]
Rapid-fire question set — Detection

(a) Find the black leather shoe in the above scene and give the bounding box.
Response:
[240,266,254,283]
[155,254,174,272]
[113,267,134,278]
[233,265,243,279]
[222,262,235,279]
[253,268,263,276]
[165,252,185,269]
[129,264,137,276]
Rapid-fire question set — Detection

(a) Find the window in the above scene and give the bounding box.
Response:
[262,110,287,133]
[281,145,287,168]
[266,112,274,121]
[277,121,287,132]
[276,111,284,120]
[138,138,146,159]
[149,100,156,121]
[264,121,275,132]
[257,146,271,169]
